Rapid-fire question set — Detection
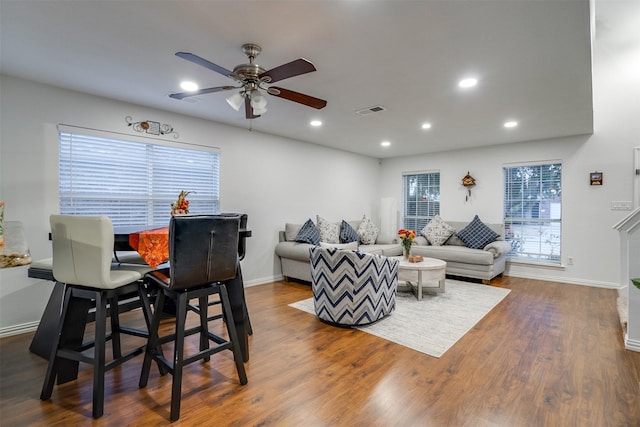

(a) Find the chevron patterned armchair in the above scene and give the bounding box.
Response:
[309,246,399,326]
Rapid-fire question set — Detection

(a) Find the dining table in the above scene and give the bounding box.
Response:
[28,224,252,364]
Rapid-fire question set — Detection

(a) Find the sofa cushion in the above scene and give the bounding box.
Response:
[457,215,500,249]
[421,215,455,246]
[320,241,359,250]
[411,245,495,265]
[340,220,359,243]
[294,219,320,245]
[317,215,340,244]
[357,214,378,245]
[284,223,303,241]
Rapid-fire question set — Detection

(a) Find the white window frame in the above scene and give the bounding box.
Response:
[58,125,220,228]
[402,171,440,232]
[503,161,562,264]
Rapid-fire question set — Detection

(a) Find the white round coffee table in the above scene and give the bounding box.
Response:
[392,256,446,300]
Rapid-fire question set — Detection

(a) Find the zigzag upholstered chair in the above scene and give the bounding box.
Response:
[310,246,399,326]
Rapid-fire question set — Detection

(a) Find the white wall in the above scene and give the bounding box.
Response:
[380,0,640,288]
[0,75,381,335]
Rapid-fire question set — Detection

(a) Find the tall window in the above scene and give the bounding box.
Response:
[403,172,440,232]
[503,163,562,263]
[59,129,220,228]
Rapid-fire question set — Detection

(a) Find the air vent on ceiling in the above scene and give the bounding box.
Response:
[355,105,387,116]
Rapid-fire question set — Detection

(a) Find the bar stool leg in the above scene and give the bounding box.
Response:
[139,291,166,388]
[198,295,210,362]
[92,292,108,419]
[109,295,122,359]
[170,292,189,422]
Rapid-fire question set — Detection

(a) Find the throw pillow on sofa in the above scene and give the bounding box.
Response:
[457,215,500,249]
[317,215,340,244]
[294,219,321,245]
[357,214,378,245]
[340,220,359,243]
[420,215,455,246]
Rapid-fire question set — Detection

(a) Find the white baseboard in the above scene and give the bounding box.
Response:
[505,272,619,289]
[0,321,39,339]
[625,333,640,352]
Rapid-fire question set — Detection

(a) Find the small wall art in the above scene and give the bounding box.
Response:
[590,171,603,186]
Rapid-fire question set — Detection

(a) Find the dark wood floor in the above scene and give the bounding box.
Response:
[1,276,639,426]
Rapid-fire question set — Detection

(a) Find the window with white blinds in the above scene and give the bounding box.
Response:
[59,130,220,228]
[503,163,562,263]
[402,172,440,232]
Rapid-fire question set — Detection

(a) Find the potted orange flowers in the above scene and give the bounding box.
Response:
[398,228,416,259]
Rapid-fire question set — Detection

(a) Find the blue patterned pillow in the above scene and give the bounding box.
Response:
[457,215,499,249]
[294,219,320,245]
[340,220,359,243]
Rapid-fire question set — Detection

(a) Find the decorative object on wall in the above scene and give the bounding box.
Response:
[462,171,476,202]
[590,171,603,185]
[125,116,179,138]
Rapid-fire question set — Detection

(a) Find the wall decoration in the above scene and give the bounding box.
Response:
[125,116,179,138]
[462,171,476,202]
[590,171,603,186]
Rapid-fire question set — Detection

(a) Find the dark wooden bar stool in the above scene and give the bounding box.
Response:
[138,215,248,422]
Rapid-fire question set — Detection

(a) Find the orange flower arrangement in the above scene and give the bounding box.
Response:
[171,190,191,215]
[398,228,416,258]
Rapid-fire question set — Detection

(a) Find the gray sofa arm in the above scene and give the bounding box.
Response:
[484,240,512,258]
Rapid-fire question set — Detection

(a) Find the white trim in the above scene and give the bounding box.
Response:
[0,321,39,338]
[504,272,619,289]
[625,333,640,353]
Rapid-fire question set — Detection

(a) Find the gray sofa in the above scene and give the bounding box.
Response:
[275,218,511,284]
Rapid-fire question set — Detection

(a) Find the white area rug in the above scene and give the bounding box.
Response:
[289,280,511,358]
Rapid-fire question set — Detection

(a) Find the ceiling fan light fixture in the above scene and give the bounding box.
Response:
[250,91,267,109]
[226,92,244,111]
[252,105,268,115]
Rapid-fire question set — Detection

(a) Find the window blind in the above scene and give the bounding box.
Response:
[402,172,440,232]
[503,163,562,263]
[59,130,220,228]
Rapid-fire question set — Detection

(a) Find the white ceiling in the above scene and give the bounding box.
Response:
[0,0,599,158]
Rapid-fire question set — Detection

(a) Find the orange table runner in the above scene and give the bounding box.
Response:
[128,226,169,269]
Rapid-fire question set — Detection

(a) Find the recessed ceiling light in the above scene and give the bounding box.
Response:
[180,81,199,92]
[504,121,518,128]
[381,141,391,147]
[458,78,478,88]
[310,120,322,127]
[421,123,432,129]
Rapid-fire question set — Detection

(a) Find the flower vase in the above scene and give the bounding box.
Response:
[403,244,411,260]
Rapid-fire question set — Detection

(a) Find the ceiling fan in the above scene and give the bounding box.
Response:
[169,43,327,119]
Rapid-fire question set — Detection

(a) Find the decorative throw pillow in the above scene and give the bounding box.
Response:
[457,215,500,249]
[340,220,359,243]
[320,241,359,251]
[294,219,320,245]
[357,214,379,245]
[445,233,467,246]
[420,215,455,246]
[316,215,340,244]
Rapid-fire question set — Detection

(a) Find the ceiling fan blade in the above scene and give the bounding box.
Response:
[169,86,235,100]
[259,58,316,83]
[245,98,261,119]
[269,87,327,109]
[175,52,235,78]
